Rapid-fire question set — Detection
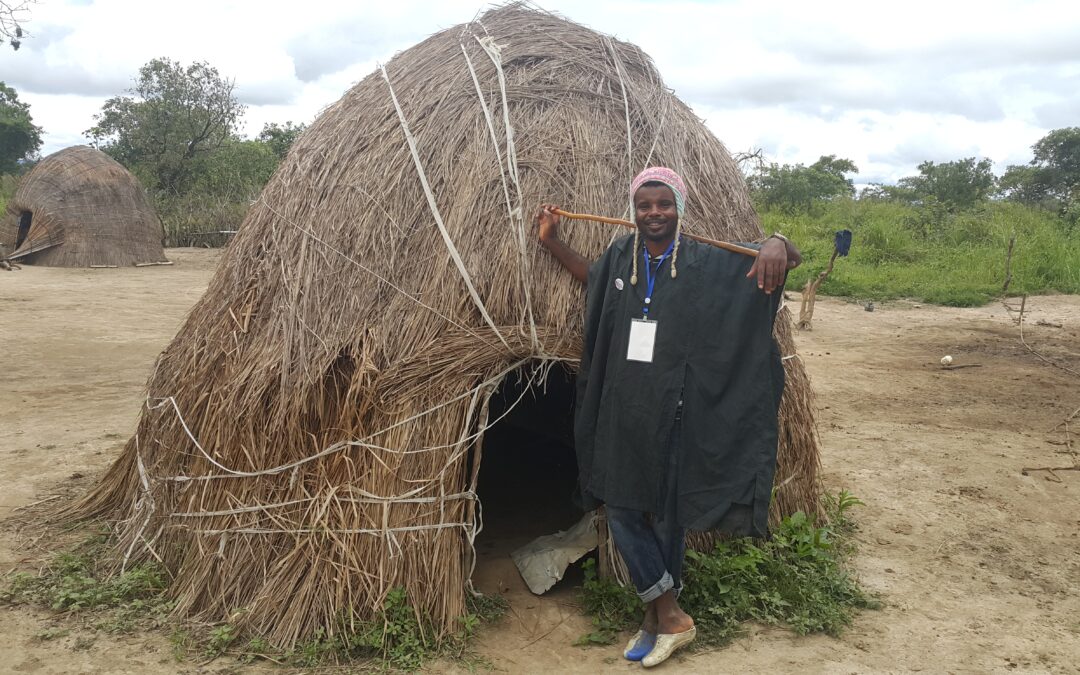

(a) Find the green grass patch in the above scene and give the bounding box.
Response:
[0,173,18,222]
[766,200,1080,306]
[576,491,877,648]
[182,587,507,670]
[575,558,643,646]
[1,528,171,624]
[4,526,506,671]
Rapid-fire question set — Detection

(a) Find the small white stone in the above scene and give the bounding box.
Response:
[940,355,953,366]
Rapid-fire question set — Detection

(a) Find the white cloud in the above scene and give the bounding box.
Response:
[17,92,103,148]
[1,0,1078,181]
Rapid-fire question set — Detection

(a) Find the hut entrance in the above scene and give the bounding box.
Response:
[472,362,585,592]
[15,211,32,249]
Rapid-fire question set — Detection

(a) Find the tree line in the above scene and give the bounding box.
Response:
[748,130,1080,225]
[2,55,1078,246]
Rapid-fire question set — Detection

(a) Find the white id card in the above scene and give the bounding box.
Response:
[627,318,657,362]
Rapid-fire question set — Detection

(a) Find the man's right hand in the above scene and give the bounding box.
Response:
[534,203,589,284]
[537,204,561,244]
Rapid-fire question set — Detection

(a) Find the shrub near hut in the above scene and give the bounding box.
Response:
[69,5,823,651]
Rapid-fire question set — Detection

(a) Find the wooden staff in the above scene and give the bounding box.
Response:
[551,208,759,258]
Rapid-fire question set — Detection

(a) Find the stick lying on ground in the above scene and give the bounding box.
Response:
[551,208,759,258]
[1021,465,1079,482]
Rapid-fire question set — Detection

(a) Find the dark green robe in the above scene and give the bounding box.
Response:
[574,234,785,537]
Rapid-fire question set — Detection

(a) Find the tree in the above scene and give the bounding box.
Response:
[896,157,996,210]
[190,140,279,199]
[750,154,859,213]
[86,58,245,194]
[257,121,307,160]
[0,81,42,172]
[810,154,859,185]
[1,1,33,50]
[156,139,280,246]
[1032,127,1080,197]
[1000,127,1080,211]
[998,165,1051,206]
[858,183,917,202]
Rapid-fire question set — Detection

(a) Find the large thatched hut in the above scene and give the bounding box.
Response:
[74,5,821,647]
[0,145,166,267]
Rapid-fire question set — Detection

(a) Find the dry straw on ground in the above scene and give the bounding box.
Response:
[70,3,821,647]
[0,145,167,267]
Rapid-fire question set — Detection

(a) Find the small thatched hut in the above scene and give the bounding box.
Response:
[0,145,166,267]
[73,5,821,647]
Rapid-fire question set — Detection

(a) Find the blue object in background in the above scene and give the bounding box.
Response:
[835,229,853,257]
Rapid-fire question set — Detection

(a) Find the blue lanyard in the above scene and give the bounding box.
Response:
[642,240,674,318]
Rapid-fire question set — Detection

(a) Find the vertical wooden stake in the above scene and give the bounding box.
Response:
[1002,235,1016,293]
[596,507,611,579]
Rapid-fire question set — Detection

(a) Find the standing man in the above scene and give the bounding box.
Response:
[536,167,799,667]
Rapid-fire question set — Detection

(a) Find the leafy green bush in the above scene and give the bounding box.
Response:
[156,139,279,246]
[682,508,876,645]
[577,491,876,648]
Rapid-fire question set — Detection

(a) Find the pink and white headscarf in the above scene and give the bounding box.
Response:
[630,166,687,218]
[628,166,687,284]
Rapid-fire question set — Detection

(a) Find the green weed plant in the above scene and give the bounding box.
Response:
[166,587,505,670]
[3,551,168,615]
[575,558,643,646]
[265,586,506,670]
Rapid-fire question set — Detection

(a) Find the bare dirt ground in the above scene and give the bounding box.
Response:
[1,248,1077,674]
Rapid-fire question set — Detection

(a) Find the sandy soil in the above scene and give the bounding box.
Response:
[1,248,1077,674]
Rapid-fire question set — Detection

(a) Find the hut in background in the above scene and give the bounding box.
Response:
[73,4,821,647]
[0,145,166,267]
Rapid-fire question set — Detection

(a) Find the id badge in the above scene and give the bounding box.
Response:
[627,318,657,362]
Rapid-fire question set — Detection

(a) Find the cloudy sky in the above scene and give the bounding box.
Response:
[3,0,1078,185]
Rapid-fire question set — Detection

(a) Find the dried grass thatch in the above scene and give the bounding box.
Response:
[0,145,167,267]
[71,4,821,646]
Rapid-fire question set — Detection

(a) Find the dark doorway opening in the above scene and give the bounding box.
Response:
[15,211,32,249]
[471,362,585,594]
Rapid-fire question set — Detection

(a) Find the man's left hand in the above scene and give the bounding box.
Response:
[746,237,789,294]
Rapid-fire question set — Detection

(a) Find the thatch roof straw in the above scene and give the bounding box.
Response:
[0,145,167,267]
[71,3,821,647]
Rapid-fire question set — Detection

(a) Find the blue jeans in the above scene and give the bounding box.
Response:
[605,409,685,603]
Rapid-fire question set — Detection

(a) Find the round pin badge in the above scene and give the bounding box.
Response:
[614,278,624,290]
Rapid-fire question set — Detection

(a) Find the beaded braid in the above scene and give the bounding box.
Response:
[670,220,681,278]
[630,229,640,285]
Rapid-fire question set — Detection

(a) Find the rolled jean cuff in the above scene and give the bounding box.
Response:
[637,571,675,603]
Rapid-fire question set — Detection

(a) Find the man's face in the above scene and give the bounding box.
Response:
[634,184,679,244]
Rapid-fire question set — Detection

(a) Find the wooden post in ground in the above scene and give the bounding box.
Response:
[1002,234,1016,294]
[797,248,840,330]
[596,506,611,579]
